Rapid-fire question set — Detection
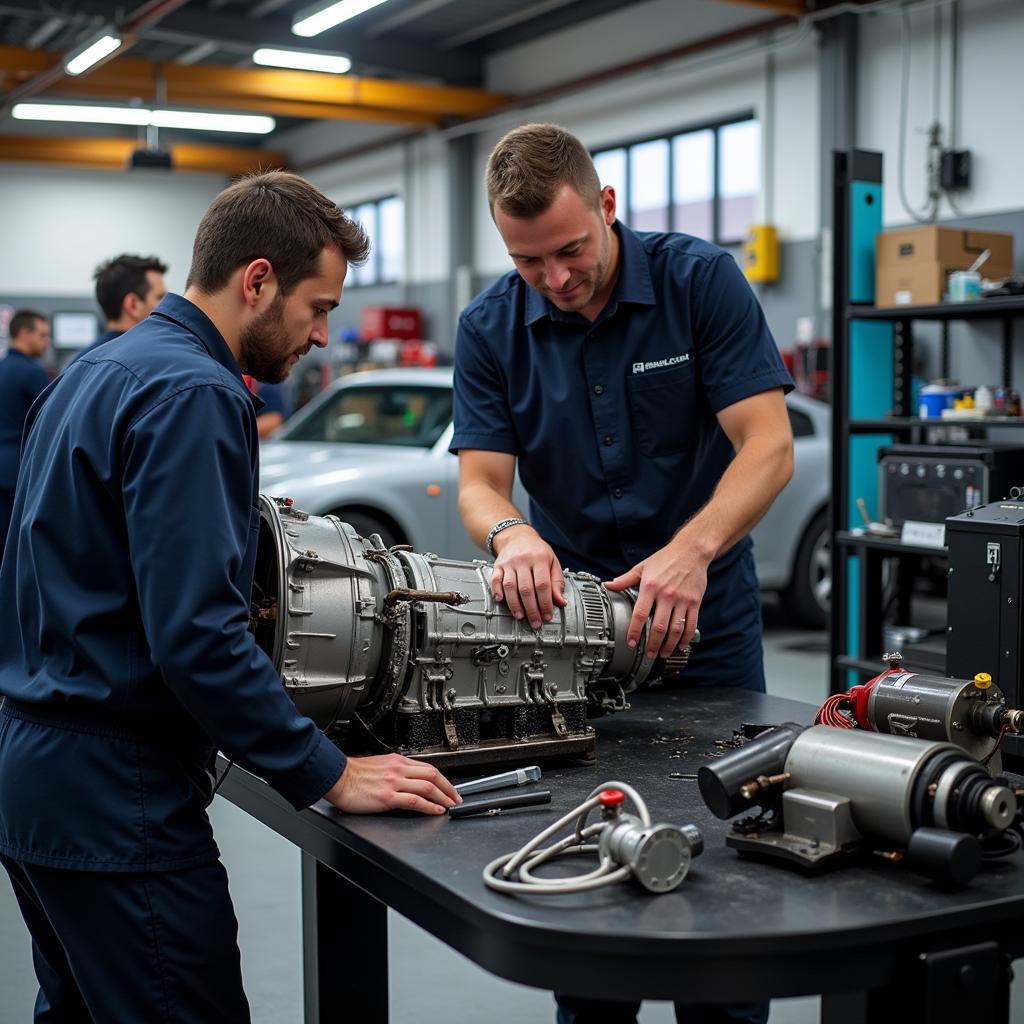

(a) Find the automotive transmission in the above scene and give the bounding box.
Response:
[250,495,693,768]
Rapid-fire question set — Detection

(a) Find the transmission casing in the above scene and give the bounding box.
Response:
[250,495,667,768]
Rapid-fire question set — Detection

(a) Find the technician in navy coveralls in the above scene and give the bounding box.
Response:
[0,308,50,551]
[70,252,169,364]
[0,171,459,1024]
[451,123,794,1024]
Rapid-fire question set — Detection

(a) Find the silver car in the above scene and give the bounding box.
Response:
[260,368,831,627]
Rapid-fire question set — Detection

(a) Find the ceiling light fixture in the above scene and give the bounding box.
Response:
[292,0,389,38]
[253,47,352,74]
[12,103,275,135]
[63,28,123,76]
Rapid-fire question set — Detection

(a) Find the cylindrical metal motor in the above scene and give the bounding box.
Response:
[784,727,1014,844]
[250,495,683,765]
[816,656,1023,770]
[698,724,1017,884]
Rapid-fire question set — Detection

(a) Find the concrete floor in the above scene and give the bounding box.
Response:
[0,610,1018,1023]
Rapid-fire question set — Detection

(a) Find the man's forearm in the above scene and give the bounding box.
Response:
[458,480,532,551]
[673,435,794,562]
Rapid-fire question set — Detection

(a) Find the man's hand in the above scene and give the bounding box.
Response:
[323,754,461,815]
[603,541,710,659]
[491,526,568,629]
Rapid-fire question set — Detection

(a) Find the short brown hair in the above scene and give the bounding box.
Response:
[10,309,45,338]
[186,170,370,296]
[486,123,601,219]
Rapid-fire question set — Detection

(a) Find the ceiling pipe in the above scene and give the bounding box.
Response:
[0,0,192,117]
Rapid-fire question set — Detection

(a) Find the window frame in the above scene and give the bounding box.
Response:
[347,194,404,288]
[590,112,758,246]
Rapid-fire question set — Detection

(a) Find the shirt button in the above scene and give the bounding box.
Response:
[603,435,614,446]
[613,487,623,498]
[593,384,604,395]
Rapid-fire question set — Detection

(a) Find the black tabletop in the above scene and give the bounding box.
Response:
[217,687,1024,1003]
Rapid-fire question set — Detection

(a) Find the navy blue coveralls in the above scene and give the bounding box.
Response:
[452,221,793,691]
[0,347,49,550]
[452,223,791,1024]
[0,294,347,1023]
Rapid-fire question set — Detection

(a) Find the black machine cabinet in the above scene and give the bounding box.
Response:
[947,501,1024,759]
[880,443,1024,526]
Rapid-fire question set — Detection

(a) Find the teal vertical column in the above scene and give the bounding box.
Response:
[845,155,891,687]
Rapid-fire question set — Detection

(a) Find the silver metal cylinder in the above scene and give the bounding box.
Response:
[784,726,962,843]
[598,815,696,893]
[867,671,1003,763]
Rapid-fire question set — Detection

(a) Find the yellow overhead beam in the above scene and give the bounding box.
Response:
[0,46,506,123]
[0,134,286,175]
[712,0,806,14]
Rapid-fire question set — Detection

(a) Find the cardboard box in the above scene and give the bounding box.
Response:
[875,226,1014,307]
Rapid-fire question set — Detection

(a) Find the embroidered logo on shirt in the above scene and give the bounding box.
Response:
[631,352,690,375]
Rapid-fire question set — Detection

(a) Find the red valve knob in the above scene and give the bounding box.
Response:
[283,497,294,506]
[598,789,626,807]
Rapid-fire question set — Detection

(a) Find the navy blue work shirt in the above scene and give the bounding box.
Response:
[0,294,347,872]
[0,348,50,493]
[451,222,793,583]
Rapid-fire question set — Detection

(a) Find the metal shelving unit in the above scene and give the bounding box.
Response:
[828,150,1024,694]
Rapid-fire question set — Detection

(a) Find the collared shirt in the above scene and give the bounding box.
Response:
[0,349,50,491]
[451,222,793,582]
[0,294,346,872]
[68,328,122,366]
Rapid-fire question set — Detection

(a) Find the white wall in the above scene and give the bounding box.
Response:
[857,0,1024,225]
[0,165,226,297]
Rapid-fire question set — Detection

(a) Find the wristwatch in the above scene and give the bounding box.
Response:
[485,517,528,557]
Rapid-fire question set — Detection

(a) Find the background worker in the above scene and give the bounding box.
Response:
[243,373,288,437]
[0,309,50,550]
[0,171,459,1024]
[72,252,168,362]
[451,123,794,1024]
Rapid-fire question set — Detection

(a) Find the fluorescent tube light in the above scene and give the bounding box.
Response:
[150,109,275,134]
[253,47,352,74]
[292,0,389,38]
[64,31,122,76]
[13,103,275,135]
[13,103,149,126]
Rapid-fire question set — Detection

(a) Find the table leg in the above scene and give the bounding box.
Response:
[301,851,389,1024]
[821,940,1009,1024]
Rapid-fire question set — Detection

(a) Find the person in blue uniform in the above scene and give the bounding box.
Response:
[0,309,50,550]
[0,171,459,1024]
[451,123,794,1024]
[70,252,169,364]
[243,373,288,437]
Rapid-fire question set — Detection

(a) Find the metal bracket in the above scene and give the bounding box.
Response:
[442,710,459,751]
[549,703,568,738]
[920,941,1007,1024]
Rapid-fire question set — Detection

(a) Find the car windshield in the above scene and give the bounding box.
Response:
[281,384,453,448]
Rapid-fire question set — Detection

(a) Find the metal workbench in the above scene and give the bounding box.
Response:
[217,687,1024,1024]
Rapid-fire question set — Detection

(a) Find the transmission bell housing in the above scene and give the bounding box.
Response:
[250,495,692,768]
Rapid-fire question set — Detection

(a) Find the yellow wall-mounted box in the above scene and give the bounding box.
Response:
[743,224,779,283]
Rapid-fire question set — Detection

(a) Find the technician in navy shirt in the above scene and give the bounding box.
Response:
[0,309,50,549]
[453,123,794,699]
[453,128,792,1024]
[0,172,458,1024]
[68,252,169,365]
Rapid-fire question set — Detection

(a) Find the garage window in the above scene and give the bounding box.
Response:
[348,195,404,286]
[591,115,759,246]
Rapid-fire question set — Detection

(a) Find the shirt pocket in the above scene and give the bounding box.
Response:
[626,362,695,457]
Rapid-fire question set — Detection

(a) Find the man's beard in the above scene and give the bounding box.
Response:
[238,295,295,384]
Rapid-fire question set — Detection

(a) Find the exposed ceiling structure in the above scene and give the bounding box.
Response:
[0,0,812,174]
